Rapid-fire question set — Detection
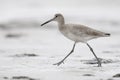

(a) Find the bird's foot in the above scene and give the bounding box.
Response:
[97,64,102,67]
[53,60,64,66]
[97,61,102,67]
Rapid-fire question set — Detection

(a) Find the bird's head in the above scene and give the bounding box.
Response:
[41,13,64,26]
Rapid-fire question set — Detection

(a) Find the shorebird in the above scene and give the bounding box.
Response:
[41,13,110,67]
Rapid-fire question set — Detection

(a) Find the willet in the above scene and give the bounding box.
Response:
[41,13,110,67]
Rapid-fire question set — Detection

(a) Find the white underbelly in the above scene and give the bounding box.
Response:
[61,31,83,42]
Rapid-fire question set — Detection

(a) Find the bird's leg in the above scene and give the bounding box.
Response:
[53,42,76,66]
[86,43,102,67]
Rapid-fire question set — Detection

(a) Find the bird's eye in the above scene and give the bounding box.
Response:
[55,15,58,17]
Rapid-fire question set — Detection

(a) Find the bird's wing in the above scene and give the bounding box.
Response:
[67,24,105,37]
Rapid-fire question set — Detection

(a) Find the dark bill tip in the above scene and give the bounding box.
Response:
[41,18,54,26]
[41,22,47,26]
[41,21,50,26]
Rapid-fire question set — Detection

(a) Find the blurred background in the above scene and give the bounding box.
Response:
[0,0,120,23]
[0,0,119,48]
[0,0,120,80]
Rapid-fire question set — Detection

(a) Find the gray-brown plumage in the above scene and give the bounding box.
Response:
[41,13,110,67]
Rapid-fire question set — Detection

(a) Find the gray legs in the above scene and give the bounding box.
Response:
[53,42,101,67]
[53,42,76,66]
[86,43,102,67]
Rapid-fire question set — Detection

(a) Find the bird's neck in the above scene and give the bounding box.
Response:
[57,17,65,27]
[58,20,66,31]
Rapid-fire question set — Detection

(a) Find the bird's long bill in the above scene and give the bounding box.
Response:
[41,18,54,26]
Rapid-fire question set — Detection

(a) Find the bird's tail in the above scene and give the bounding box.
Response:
[104,33,111,37]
